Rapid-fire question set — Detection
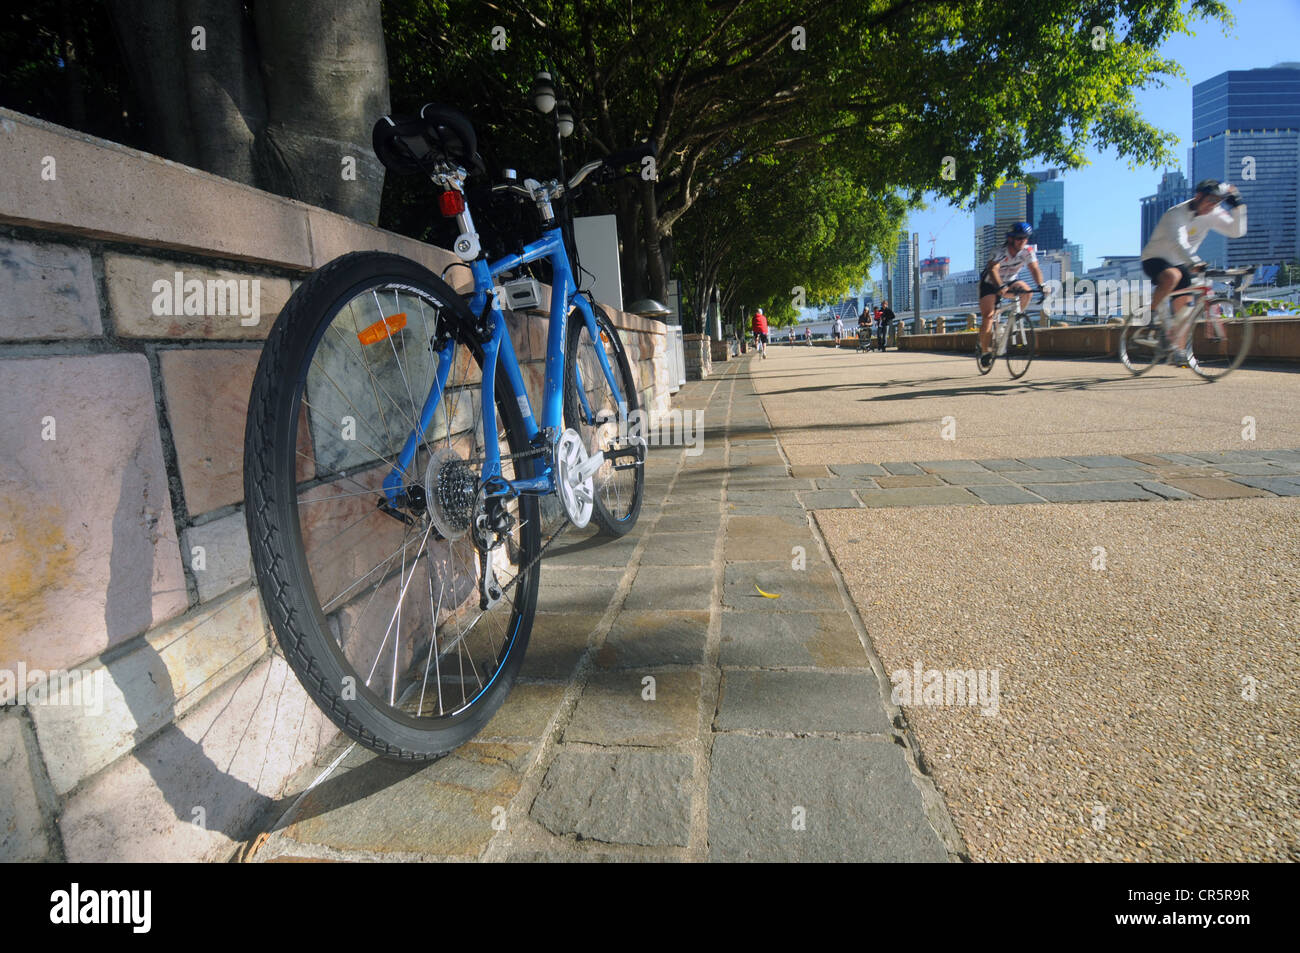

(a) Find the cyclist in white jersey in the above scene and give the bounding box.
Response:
[978,222,1045,368]
[1140,179,1246,361]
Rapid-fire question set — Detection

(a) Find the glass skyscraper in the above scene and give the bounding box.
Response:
[1190,63,1300,267]
[1026,170,1065,251]
[1140,170,1191,250]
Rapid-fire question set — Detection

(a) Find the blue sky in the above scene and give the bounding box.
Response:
[899,0,1300,277]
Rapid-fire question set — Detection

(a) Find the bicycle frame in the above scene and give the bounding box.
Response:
[380,226,626,506]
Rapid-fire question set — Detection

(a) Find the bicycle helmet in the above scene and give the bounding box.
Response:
[1194,179,1223,197]
[1007,222,1033,239]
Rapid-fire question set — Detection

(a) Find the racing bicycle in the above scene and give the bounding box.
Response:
[976,294,1037,379]
[1118,266,1256,380]
[243,104,650,760]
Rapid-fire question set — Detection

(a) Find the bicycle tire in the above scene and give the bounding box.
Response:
[244,251,540,761]
[1005,314,1035,379]
[1119,309,1161,376]
[563,299,645,536]
[1189,297,1253,381]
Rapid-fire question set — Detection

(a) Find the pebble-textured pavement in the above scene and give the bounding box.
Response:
[763,344,1300,861]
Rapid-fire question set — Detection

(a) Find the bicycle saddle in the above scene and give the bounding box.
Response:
[373,104,485,175]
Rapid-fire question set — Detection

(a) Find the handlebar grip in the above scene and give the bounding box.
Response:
[604,141,657,168]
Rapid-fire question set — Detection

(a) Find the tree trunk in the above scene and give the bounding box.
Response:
[106,0,388,223]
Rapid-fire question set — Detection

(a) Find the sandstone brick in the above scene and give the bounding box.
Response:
[58,653,337,862]
[30,586,268,795]
[159,348,259,514]
[0,715,54,861]
[0,108,313,268]
[104,252,292,339]
[0,355,188,691]
[0,237,101,339]
[183,511,253,602]
[305,206,460,273]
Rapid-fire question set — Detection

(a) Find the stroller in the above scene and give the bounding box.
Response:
[856,325,875,352]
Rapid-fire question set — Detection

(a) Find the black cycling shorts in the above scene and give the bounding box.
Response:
[754,332,768,344]
[979,269,1030,300]
[1141,257,1194,290]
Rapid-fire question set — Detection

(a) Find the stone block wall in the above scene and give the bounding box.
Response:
[0,108,670,861]
[683,333,712,380]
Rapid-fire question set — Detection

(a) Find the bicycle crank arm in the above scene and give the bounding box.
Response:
[574,450,606,482]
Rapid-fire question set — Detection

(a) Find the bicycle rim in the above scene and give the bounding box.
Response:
[1005,315,1035,379]
[565,303,644,533]
[248,257,540,757]
[1119,310,1161,376]
[1190,298,1252,380]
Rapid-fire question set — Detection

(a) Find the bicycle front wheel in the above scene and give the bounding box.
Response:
[1119,309,1161,376]
[1005,314,1035,379]
[1190,298,1253,381]
[244,251,540,761]
[563,299,645,536]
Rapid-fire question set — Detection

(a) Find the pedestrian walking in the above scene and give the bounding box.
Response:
[878,301,895,351]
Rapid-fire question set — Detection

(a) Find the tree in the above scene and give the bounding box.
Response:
[103,0,390,222]
[383,0,1230,309]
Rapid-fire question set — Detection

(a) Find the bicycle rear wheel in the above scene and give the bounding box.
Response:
[563,299,645,535]
[1119,309,1161,376]
[244,251,540,760]
[1190,298,1253,381]
[1005,314,1035,379]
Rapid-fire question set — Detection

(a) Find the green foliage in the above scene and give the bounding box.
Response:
[377,0,1230,314]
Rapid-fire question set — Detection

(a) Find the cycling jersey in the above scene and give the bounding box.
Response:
[1141,199,1246,266]
[982,243,1038,284]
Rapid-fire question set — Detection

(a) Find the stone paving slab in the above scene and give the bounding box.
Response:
[881,461,924,475]
[715,670,889,734]
[1161,477,1273,499]
[829,463,888,477]
[719,612,869,669]
[1228,475,1300,496]
[856,486,984,507]
[279,742,533,858]
[1015,456,1082,470]
[638,531,717,566]
[1063,454,1140,468]
[1135,480,1197,501]
[722,562,842,610]
[1004,466,1153,484]
[624,566,715,610]
[564,670,701,747]
[597,611,710,669]
[707,736,949,862]
[916,459,991,473]
[1020,481,1159,503]
[530,749,693,848]
[518,613,603,679]
[877,474,944,488]
[798,489,863,509]
[938,472,1013,486]
[967,484,1048,505]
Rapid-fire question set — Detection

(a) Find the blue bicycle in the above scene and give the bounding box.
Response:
[244,104,649,760]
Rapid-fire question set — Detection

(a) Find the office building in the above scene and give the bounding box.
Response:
[1026,169,1066,251]
[1140,170,1192,249]
[892,230,913,309]
[1190,63,1300,267]
[973,180,1028,267]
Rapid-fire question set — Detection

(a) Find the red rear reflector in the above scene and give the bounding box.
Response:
[357,312,407,346]
[439,190,466,216]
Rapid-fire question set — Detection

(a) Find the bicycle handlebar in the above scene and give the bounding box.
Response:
[490,141,657,200]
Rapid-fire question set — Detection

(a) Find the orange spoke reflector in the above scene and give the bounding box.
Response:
[358,312,407,346]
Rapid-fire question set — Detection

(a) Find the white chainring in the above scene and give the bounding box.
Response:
[555,428,596,528]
